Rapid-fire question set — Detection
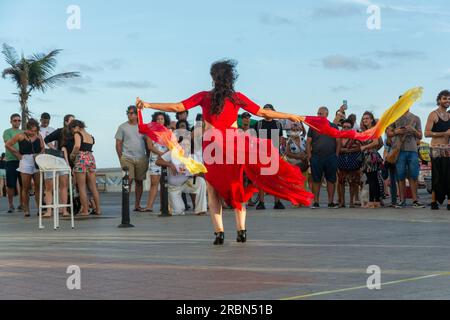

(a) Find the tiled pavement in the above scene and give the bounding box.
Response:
[1,191,450,300]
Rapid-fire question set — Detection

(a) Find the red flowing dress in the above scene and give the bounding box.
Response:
[181,91,313,210]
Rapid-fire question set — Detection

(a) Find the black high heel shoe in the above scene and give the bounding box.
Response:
[213,232,225,245]
[236,230,247,243]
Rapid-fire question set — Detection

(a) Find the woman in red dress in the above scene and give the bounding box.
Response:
[136,60,313,245]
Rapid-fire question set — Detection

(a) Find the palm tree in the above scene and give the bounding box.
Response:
[1,43,80,128]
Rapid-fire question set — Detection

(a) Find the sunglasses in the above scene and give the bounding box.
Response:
[12,119,21,122]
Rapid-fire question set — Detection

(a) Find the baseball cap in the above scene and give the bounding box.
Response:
[263,104,275,111]
[241,112,251,119]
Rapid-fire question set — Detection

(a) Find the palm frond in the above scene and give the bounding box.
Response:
[31,71,80,93]
[1,67,22,89]
[2,43,19,67]
[29,49,62,76]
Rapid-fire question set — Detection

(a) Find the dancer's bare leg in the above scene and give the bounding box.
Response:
[207,181,223,233]
[234,206,246,231]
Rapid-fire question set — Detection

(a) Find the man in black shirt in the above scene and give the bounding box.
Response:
[306,106,340,209]
[253,104,285,210]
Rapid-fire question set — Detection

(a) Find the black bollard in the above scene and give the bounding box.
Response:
[118,166,135,228]
[159,166,170,217]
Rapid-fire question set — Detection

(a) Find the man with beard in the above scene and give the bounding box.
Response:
[425,90,450,210]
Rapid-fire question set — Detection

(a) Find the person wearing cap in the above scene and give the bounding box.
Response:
[40,112,56,149]
[240,112,253,133]
[115,105,151,212]
[254,104,286,210]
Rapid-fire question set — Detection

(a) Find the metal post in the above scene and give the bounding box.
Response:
[39,171,44,230]
[159,166,170,217]
[118,166,134,228]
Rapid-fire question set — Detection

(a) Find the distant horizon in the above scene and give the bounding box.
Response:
[1,0,449,168]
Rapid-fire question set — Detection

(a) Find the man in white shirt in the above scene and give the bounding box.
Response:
[40,113,56,149]
[156,150,207,216]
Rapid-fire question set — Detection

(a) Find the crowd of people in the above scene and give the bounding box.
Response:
[1,112,101,217]
[2,89,450,218]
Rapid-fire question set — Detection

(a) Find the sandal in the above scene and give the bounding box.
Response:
[142,208,153,212]
[133,207,145,212]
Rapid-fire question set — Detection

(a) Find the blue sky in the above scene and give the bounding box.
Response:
[1,0,449,168]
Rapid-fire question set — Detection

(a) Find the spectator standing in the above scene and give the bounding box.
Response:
[360,112,384,209]
[254,104,285,210]
[306,106,340,209]
[115,106,150,212]
[69,120,101,216]
[424,90,450,210]
[5,119,44,217]
[39,112,56,149]
[337,119,362,208]
[285,122,309,190]
[3,114,23,213]
[388,109,424,208]
[383,129,398,207]
[143,112,171,212]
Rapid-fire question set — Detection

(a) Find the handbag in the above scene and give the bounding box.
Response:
[385,119,415,164]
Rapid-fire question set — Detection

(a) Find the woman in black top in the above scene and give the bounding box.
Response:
[69,120,101,216]
[5,119,45,217]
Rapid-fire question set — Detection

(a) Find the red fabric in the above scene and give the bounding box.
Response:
[138,109,177,148]
[202,128,313,210]
[303,116,376,141]
[181,91,261,130]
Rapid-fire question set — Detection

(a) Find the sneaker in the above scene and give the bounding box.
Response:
[328,203,340,209]
[311,202,320,209]
[17,205,24,212]
[274,201,285,210]
[7,206,14,213]
[256,201,266,210]
[412,201,425,209]
[431,202,439,210]
[395,202,407,209]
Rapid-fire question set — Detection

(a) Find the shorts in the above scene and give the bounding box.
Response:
[44,171,69,180]
[396,151,419,181]
[311,154,337,183]
[149,159,162,175]
[17,155,39,175]
[73,151,97,174]
[0,169,5,178]
[5,161,21,188]
[119,156,148,180]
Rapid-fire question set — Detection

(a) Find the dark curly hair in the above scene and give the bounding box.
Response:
[26,118,40,131]
[69,120,86,130]
[437,90,450,105]
[209,59,239,116]
[152,112,171,128]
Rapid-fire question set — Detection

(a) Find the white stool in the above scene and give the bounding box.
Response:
[35,154,75,230]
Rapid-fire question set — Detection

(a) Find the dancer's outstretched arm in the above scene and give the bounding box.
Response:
[136,97,185,113]
[257,108,304,124]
